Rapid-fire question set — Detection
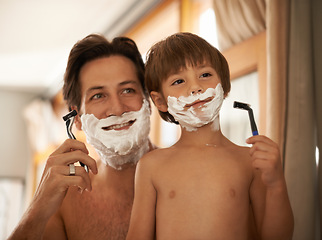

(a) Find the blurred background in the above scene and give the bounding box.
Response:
[0,0,321,239]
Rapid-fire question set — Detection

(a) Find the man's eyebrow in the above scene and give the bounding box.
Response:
[119,80,139,86]
[86,86,104,94]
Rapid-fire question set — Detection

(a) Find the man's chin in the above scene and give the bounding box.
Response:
[114,161,136,170]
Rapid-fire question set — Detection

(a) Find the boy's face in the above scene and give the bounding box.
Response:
[151,63,222,113]
[74,55,145,130]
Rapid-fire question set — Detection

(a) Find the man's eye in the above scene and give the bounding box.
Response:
[91,93,103,100]
[172,79,184,85]
[123,88,136,94]
[200,73,212,78]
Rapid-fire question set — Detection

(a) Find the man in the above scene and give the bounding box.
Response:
[8,34,155,240]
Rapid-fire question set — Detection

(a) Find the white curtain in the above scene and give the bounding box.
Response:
[284,0,322,239]
[213,0,266,51]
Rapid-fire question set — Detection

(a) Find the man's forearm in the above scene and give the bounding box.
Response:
[8,203,49,240]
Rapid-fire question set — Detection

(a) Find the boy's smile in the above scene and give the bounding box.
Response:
[185,97,214,109]
[165,84,224,132]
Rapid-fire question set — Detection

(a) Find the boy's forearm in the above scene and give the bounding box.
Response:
[261,183,294,240]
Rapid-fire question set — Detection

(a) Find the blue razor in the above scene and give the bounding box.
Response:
[233,101,259,136]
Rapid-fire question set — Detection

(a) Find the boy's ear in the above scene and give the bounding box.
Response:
[71,106,82,131]
[150,91,168,112]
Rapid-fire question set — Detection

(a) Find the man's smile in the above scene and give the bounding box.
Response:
[102,120,136,131]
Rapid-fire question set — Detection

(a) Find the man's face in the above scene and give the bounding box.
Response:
[76,55,144,130]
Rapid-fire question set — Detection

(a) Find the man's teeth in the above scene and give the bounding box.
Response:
[103,120,135,130]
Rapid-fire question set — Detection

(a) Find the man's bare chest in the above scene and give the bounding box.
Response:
[62,190,133,240]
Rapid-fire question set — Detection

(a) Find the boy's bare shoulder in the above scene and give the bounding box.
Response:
[140,147,175,162]
[136,147,175,177]
[231,143,250,154]
[224,138,251,156]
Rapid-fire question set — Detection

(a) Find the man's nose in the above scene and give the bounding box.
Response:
[106,96,127,117]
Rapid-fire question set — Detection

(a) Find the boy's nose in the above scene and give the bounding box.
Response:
[190,82,203,94]
[189,77,204,95]
[191,88,203,94]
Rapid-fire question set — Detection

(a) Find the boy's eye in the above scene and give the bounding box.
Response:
[172,79,184,85]
[200,72,212,78]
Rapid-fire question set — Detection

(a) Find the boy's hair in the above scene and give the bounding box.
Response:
[63,34,146,111]
[145,32,231,123]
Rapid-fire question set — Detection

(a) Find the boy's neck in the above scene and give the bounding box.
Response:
[179,121,226,147]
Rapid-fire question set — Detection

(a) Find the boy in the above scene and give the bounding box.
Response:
[126,32,293,240]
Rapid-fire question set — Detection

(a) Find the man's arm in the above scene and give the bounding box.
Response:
[42,210,68,240]
[8,139,98,240]
[126,153,157,240]
[248,135,294,240]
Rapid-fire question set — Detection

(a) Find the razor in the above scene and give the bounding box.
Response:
[233,101,259,136]
[63,110,89,172]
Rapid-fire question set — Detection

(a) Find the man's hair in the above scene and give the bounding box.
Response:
[145,32,231,123]
[63,34,146,111]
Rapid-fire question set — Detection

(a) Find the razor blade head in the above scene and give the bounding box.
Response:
[233,101,251,111]
[62,110,77,121]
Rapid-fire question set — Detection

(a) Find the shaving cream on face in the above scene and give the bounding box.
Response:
[81,99,151,170]
[167,83,224,132]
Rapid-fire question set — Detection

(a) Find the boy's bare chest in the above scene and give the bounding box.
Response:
[154,147,252,202]
[62,189,133,240]
[153,148,252,238]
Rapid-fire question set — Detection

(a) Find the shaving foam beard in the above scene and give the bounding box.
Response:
[81,99,151,170]
[167,83,224,132]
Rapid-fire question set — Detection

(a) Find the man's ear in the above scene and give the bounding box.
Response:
[150,91,168,112]
[71,106,82,131]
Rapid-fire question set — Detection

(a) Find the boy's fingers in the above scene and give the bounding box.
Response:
[249,142,277,156]
[246,135,276,147]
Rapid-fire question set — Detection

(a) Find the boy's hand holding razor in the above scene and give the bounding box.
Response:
[234,101,285,189]
[247,135,285,189]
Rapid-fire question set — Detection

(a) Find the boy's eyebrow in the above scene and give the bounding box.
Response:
[196,64,210,69]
